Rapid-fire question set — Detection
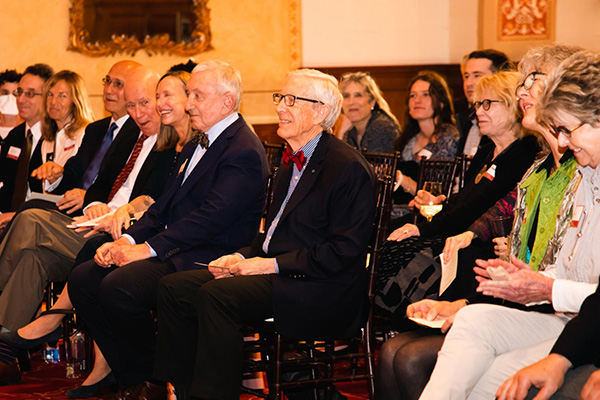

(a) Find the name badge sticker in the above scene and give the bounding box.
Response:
[417,148,433,160]
[570,205,585,228]
[6,146,21,160]
[483,164,497,181]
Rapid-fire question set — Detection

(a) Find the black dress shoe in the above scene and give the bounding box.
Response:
[0,360,21,386]
[65,372,117,398]
[0,326,62,349]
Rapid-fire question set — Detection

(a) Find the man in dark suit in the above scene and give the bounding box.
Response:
[0,64,53,217]
[456,49,510,156]
[153,68,378,400]
[31,60,142,215]
[67,60,269,399]
[0,65,173,384]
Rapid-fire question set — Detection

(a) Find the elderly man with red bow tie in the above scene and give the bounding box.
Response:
[153,68,378,400]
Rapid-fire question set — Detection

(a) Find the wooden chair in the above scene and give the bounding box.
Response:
[361,150,401,181]
[263,142,286,174]
[260,143,286,233]
[241,174,395,400]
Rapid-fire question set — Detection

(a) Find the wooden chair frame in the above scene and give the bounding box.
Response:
[241,171,395,400]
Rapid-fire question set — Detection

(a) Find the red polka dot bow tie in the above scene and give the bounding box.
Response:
[282,147,306,171]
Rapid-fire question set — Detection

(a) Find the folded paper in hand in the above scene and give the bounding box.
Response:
[439,249,458,296]
[67,211,115,229]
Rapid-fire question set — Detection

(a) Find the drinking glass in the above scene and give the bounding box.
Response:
[420,181,443,222]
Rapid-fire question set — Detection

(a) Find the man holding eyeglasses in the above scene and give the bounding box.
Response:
[0,64,53,215]
[153,68,377,400]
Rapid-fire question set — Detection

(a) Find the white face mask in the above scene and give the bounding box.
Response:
[0,94,18,116]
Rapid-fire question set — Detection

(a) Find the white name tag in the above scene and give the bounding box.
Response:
[571,205,585,228]
[417,148,433,160]
[6,146,21,160]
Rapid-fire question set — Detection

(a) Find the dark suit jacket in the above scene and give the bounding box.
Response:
[552,278,600,368]
[238,133,378,341]
[0,123,26,212]
[0,123,44,211]
[126,114,269,272]
[83,120,141,207]
[52,116,139,195]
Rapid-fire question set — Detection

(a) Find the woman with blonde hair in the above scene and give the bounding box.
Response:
[30,70,94,192]
[155,70,193,152]
[337,71,400,153]
[375,71,539,337]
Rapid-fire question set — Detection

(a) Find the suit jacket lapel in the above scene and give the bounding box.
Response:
[278,133,329,223]
[169,115,243,207]
[265,164,293,228]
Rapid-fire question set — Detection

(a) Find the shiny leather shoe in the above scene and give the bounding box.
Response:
[0,326,62,349]
[0,360,21,386]
[107,381,166,400]
[65,372,117,398]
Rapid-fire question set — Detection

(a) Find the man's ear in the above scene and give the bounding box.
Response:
[222,92,236,113]
[313,104,331,127]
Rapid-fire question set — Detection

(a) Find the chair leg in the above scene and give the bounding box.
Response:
[308,343,319,400]
[274,333,282,400]
[325,341,334,400]
[365,319,375,400]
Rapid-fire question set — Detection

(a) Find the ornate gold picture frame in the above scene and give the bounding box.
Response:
[68,0,212,57]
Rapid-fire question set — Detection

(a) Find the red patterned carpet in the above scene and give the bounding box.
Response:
[0,352,370,399]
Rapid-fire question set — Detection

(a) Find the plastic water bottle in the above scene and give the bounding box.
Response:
[43,342,60,364]
[66,331,86,378]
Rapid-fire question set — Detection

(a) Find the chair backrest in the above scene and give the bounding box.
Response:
[366,175,394,304]
[456,155,472,192]
[416,157,459,200]
[263,142,286,174]
[362,150,401,181]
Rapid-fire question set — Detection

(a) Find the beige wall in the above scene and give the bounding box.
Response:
[3,0,600,124]
[0,0,299,124]
[303,0,600,66]
[302,0,478,66]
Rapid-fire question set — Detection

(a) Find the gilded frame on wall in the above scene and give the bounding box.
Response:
[68,0,212,57]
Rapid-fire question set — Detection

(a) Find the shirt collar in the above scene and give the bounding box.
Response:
[26,121,42,140]
[295,132,322,168]
[111,114,130,130]
[205,112,239,147]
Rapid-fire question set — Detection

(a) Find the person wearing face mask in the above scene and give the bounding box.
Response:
[0,70,22,140]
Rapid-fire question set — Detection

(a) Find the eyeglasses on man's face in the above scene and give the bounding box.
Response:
[473,99,500,111]
[549,122,585,138]
[13,88,42,98]
[102,76,125,90]
[515,71,546,96]
[273,93,324,107]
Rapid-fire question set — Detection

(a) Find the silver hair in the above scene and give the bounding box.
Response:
[193,60,242,111]
[287,69,342,131]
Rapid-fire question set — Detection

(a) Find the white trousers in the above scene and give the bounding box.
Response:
[419,304,567,400]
